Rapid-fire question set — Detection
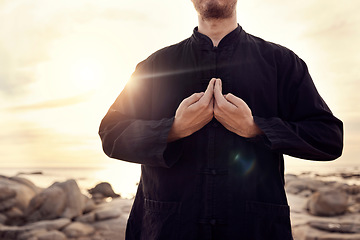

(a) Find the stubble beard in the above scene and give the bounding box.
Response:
[193,0,237,20]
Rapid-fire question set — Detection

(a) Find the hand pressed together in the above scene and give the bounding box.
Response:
[167,78,262,142]
[213,78,262,138]
[167,78,215,142]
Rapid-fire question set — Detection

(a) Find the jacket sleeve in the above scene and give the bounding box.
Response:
[98,59,183,168]
[253,50,343,161]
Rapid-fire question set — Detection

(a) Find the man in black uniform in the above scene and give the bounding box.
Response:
[99,0,343,239]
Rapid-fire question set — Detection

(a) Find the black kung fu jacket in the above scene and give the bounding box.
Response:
[99,25,343,240]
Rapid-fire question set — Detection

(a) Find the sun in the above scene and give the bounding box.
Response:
[70,58,103,91]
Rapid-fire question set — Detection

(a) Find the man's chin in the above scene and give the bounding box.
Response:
[197,1,236,20]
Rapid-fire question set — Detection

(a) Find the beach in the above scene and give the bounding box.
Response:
[1,167,360,240]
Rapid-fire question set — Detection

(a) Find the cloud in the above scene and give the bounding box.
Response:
[0,0,149,98]
[0,120,103,167]
[5,91,93,112]
[0,2,64,97]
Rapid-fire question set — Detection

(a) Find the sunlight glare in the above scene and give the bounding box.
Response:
[94,162,141,199]
[70,58,103,91]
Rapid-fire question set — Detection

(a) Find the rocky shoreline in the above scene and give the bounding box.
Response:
[286,173,360,240]
[1,172,360,240]
[0,175,132,240]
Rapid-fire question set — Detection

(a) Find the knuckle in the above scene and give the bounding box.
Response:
[230,107,237,114]
[198,102,207,109]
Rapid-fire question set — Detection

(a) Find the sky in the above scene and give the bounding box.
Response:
[1,0,359,174]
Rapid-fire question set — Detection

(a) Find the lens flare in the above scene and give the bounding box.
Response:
[232,152,256,176]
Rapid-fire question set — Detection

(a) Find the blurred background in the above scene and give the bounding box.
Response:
[1,0,359,198]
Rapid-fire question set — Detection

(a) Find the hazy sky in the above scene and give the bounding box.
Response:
[1,0,359,173]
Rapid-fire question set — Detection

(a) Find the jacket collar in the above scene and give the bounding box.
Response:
[191,24,243,50]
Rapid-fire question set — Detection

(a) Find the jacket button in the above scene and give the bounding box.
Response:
[212,122,219,127]
[210,219,216,225]
[211,169,217,175]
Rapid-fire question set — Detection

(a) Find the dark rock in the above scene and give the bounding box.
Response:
[340,173,360,179]
[17,171,43,176]
[356,193,360,203]
[307,188,349,216]
[309,221,360,233]
[298,190,313,198]
[75,212,96,223]
[4,207,24,225]
[88,182,120,198]
[0,213,7,224]
[91,193,106,205]
[0,198,16,212]
[344,185,360,195]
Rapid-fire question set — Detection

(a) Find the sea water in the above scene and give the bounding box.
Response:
[1,159,358,199]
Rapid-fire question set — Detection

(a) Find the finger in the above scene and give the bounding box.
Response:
[225,94,252,111]
[217,78,222,92]
[200,78,215,104]
[213,79,227,106]
[224,93,241,108]
[182,92,204,107]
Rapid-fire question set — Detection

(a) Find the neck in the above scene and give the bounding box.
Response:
[197,14,238,47]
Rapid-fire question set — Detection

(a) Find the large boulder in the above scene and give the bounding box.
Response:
[26,179,86,222]
[0,176,40,212]
[26,186,67,222]
[52,179,84,219]
[307,188,349,216]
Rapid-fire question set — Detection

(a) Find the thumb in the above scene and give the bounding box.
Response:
[181,92,204,107]
[202,78,215,102]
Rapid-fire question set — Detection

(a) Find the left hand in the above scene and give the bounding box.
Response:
[213,78,263,138]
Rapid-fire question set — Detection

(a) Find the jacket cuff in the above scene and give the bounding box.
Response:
[251,116,278,149]
[157,117,184,168]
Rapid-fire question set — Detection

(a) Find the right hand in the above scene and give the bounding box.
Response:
[167,78,215,142]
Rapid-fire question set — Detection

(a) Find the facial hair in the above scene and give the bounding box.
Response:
[192,0,237,20]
